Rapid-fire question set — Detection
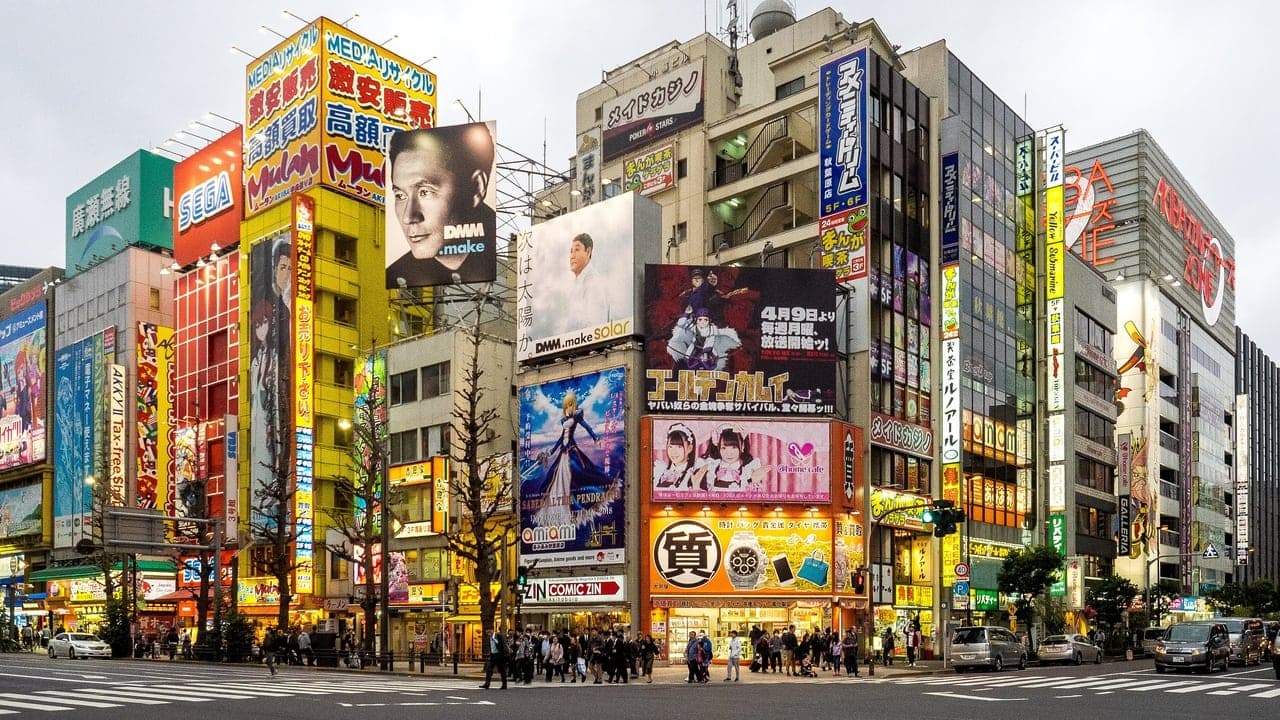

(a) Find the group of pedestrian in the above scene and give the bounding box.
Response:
[879,623,923,667]
[482,627,660,690]
[746,625,862,678]
[260,625,315,675]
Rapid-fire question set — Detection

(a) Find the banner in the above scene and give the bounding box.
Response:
[384,122,498,288]
[644,417,830,504]
[623,144,676,196]
[107,363,127,505]
[518,368,626,567]
[602,59,703,160]
[0,302,46,471]
[53,337,95,548]
[643,265,837,415]
[940,153,960,264]
[294,194,315,595]
[575,128,603,206]
[173,130,242,266]
[649,515,832,594]
[0,482,41,540]
[522,575,626,605]
[248,233,293,539]
[818,48,869,284]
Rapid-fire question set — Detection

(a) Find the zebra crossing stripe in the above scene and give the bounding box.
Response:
[143,684,279,698]
[35,690,169,705]
[216,683,333,695]
[1125,680,1199,692]
[1223,683,1275,693]
[0,697,75,711]
[72,688,210,702]
[1167,682,1236,693]
[1248,687,1280,698]
[0,694,118,709]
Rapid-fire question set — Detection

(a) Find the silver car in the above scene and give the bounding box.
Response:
[1153,622,1230,673]
[1038,634,1103,665]
[47,632,112,659]
[951,626,1027,672]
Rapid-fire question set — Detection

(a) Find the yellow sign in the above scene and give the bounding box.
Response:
[403,582,447,605]
[238,577,281,606]
[894,584,933,608]
[869,487,929,530]
[941,463,962,585]
[1045,184,1064,300]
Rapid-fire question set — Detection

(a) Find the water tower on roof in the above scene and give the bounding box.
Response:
[749,0,797,40]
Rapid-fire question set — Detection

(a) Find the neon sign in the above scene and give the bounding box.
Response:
[1152,177,1234,326]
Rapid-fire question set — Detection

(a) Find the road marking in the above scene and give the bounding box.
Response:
[1055,694,1083,698]
[35,690,168,706]
[1225,683,1275,692]
[0,697,75,711]
[1221,668,1276,678]
[1126,681,1199,692]
[1249,687,1280,698]
[0,693,118,709]
[75,688,211,702]
[143,684,279,698]
[924,692,1025,702]
[1168,682,1236,693]
[1207,690,1238,695]
[446,696,469,700]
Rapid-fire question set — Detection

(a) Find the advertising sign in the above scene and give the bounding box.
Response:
[387,458,450,535]
[0,482,41,539]
[602,58,703,160]
[643,265,837,415]
[1066,556,1084,609]
[107,363,127,505]
[868,412,933,460]
[248,232,292,540]
[623,144,676,196]
[517,192,658,361]
[870,487,930,531]
[833,516,864,593]
[1151,176,1235,328]
[293,195,315,595]
[1234,395,1249,565]
[523,575,626,605]
[170,424,204,542]
[941,153,960,264]
[65,150,175,277]
[237,577,281,606]
[575,128,602,206]
[818,48,869,285]
[518,368,626,567]
[1117,432,1132,558]
[0,302,46,470]
[172,130,242,266]
[244,18,437,216]
[134,323,171,511]
[384,122,498,288]
[354,351,389,530]
[649,515,832,594]
[644,417,831,504]
[53,336,96,548]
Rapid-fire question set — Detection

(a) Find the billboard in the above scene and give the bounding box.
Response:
[575,128,602,206]
[623,144,675,196]
[0,482,41,540]
[53,336,97,548]
[384,122,498,288]
[135,323,172,511]
[248,232,293,538]
[173,130,243,266]
[171,425,203,541]
[354,350,388,531]
[602,58,703,160]
[643,265,837,415]
[0,302,46,470]
[293,195,316,595]
[65,150,175,277]
[244,18,438,216]
[818,48,869,284]
[649,515,833,594]
[107,364,127,505]
[516,192,659,361]
[643,416,831,504]
[518,368,626,567]
[940,153,960,264]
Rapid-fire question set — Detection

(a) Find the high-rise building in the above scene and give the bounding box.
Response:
[1234,330,1278,585]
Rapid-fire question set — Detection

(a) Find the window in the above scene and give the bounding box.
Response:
[1076,506,1113,540]
[390,371,418,405]
[334,295,357,326]
[421,361,450,398]
[1073,309,1113,357]
[389,429,419,464]
[333,357,354,388]
[1075,358,1116,400]
[334,417,352,449]
[333,233,357,265]
[421,423,452,459]
[775,76,805,101]
[149,287,161,310]
[677,158,688,179]
[330,550,348,580]
[603,181,621,199]
[594,107,602,122]
[1074,408,1115,446]
[1076,455,1114,493]
[675,222,688,245]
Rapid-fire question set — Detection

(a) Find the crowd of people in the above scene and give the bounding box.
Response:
[481,627,660,689]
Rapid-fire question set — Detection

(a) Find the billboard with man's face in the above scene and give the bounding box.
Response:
[0,302,46,471]
[385,122,498,289]
[516,192,660,362]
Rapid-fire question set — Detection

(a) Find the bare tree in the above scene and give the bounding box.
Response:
[247,452,298,631]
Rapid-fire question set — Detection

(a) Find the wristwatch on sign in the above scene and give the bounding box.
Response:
[725,531,766,590]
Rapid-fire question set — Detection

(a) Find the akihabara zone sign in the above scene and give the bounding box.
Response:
[522,575,625,605]
[1152,177,1234,327]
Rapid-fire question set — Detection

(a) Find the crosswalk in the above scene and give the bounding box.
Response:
[0,677,490,716]
[878,671,1280,699]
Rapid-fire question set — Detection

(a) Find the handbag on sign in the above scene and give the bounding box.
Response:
[797,549,830,587]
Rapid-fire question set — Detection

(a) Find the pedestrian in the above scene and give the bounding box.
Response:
[589,629,605,684]
[297,626,313,666]
[518,630,536,684]
[165,626,179,660]
[612,632,631,683]
[782,625,798,676]
[829,631,842,676]
[684,631,700,684]
[882,627,896,666]
[263,628,280,676]
[481,629,508,690]
[698,630,713,682]
[640,634,658,683]
[753,633,770,673]
[905,624,921,667]
[548,635,565,682]
[724,629,742,681]
[769,629,783,672]
[842,628,861,677]
[19,626,32,652]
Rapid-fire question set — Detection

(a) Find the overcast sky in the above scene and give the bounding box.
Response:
[2,0,1275,354]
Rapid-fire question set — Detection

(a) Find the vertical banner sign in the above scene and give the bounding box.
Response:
[818,48,869,286]
[941,464,961,586]
[940,253,963,586]
[156,326,173,525]
[53,338,95,548]
[1177,317,1194,591]
[1049,512,1066,597]
[224,414,239,545]
[353,350,388,534]
[135,323,160,509]
[93,333,106,506]
[1116,432,1131,558]
[1046,298,1065,411]
[107,364,128,506]
[1066,556,1084,609]
[575,128,602,206]
[0,302,47,471]
[1234,395,1249,565]
[940,153,960,265]
[1043,130,1066,552]
[293,194,316,595]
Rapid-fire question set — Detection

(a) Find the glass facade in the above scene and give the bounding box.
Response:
[1236,330,1280,586]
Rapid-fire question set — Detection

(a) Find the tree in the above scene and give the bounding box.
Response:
[441,303,513,661]
[1087,574,1139,650]
[1207,580,1279,617]
[998,545,1064,625]
[81,475,129,656]
[1150,579,1181,625]
[247,450,299,632]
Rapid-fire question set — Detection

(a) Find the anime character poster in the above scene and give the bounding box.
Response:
[0,302,46,471]
[643,416,831,504]
[518,368,626,568]
[643,265,837,415]
[248,233,293,538]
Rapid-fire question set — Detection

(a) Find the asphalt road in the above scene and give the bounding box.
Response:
[0,651,1277,720]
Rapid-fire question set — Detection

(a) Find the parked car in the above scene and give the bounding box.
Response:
[1213,617,1266,666]
[1038,634,1103,665]
[1153,622,1230,673]
[47,632,112,659]
[951,626,1027,673]
[1140,626,1167,657]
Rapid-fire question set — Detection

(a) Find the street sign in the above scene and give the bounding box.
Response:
[954,562,969,579]
[1202,544,1219,559]
[953,581,970,596]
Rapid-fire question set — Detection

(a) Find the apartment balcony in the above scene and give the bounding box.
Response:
[708,178,818,257]
[710,111,816,194]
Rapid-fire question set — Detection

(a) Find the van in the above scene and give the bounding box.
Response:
[1140,627,1166,656]
[1153,622,1230,673]
[950,626,1027,673]
[1215,617,1265,665]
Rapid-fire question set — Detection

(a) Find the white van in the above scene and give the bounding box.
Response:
[951,626,1027,673]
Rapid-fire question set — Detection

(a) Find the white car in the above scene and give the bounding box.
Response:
[48,632,112,659]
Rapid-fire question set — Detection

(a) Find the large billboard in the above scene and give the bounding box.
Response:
[818,48,869,285]
[602,58,703,161]
[135,323,172,511]
[643,265,837,414]
[65,150,174,277]
[623,144,676,197]
[643,417,831,504]
[244,18,438,216]
[53,336,97,548]
[384,122,498,288]
[518,368,626,567]
[293,195,315,595]
[248,233,293,538]
[0,302,46,470]
[649,515,833,594]
[0,482,41,540]
[173,130,243,266]
[516,192,659,361]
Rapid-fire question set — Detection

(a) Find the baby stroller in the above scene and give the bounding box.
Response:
[797,655,819,678]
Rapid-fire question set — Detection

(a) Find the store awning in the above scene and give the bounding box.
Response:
[27,566,99,582]
[152,589,200,603]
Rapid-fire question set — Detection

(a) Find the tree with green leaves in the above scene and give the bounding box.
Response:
[1087,574,1139,651]
[1206,580,1279,617]
[997,545,1064,625]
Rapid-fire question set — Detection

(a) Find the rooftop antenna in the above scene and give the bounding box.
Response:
[726,0,743,92]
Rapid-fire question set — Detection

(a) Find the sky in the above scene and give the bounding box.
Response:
[2,0,1275,354]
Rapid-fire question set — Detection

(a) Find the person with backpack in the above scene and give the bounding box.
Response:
[698,630,713,682]
[481,629,508,690]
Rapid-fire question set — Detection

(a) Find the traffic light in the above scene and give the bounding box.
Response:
[921,507,937,525]
[852,569,867,594]
[517,565,529,588]
[924,500,964,537]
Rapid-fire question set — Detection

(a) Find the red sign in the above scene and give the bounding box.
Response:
[523,575,626,604]
[1064,160,1118,267]
[1152,177,1235,325]
[172,130,243,266]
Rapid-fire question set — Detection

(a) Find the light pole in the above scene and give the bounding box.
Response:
[1144,549,1201,627]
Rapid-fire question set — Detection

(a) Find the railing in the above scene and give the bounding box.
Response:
[745,115,789,174]
[1158,529,1180,548]
[710,181,789,252]
[1158,480,1178,500]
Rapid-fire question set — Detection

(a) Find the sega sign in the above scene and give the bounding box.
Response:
[172,130,243,266]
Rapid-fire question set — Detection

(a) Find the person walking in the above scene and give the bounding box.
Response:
[782,625,798,676]
[481,629,508,690]
[640,634,658,683]
[263,628,280,676]
[881,627,896,666]
[842,628,861,677]
[769,629,783,672]
[724,629,742,682]
[297,626,313,666]
[548,635,565,682]
[684,632,700,684]
[905,624,921,667]
[829,631,843,676]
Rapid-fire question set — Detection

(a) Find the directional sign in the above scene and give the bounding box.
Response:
[1202,544,1219,559]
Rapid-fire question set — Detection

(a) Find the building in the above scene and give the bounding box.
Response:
[1234,330,1278,585]
[0,266,44,295]
[1066,130,1238,615]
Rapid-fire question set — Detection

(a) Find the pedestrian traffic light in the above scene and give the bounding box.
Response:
[516,565,529,587]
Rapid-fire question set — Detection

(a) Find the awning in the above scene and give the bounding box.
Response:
[152,589,200,603]
[27,560,178,583]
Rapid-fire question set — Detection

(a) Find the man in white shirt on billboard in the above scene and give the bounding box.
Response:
[562,232,611,332]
